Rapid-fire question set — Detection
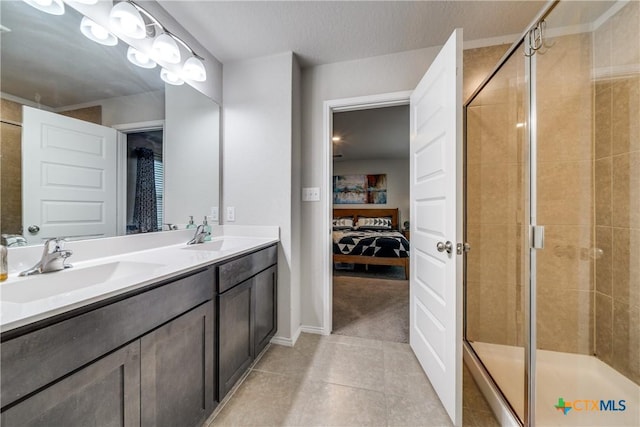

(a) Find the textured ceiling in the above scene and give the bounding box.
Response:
[157,0,548,67]
[333,105,409,161]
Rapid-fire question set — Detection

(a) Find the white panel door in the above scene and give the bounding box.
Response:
[409,29,463,426]
[22,106,117,244]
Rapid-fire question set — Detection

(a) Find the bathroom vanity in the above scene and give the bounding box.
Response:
[0,235,278,427]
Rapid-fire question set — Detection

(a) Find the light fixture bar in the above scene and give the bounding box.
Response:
[124,0,205,60]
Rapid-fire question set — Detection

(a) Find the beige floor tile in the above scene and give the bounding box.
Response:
[300,384,387,426]
[305,341,385,392]
[386,393,452,427]
[209,370,320,427]
[326,333,384,349]
[382,340,413,355]
[297,382,387,427]
[208,334,485,427]
[383,346,436,400]
[253,343,316,377]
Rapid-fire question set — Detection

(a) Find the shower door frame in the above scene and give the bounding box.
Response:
[462,1,561,426]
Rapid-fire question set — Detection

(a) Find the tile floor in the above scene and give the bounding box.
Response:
[204,333,498,426]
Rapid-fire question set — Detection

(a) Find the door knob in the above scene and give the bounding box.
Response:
[436,241,453,254]
[28,225,40,234]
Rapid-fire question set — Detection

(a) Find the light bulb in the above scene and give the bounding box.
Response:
[182,57,206,82]
[160,68,184,86]
[90,24,109,40]
[109,2,146,39]
[152,34,181,64]
[22,0,64,15]
[127,46,156,69]
[80,17,118,46]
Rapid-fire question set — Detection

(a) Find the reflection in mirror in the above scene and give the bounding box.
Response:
[0,0,220,246]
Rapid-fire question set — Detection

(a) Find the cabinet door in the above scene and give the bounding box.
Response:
[140,301,214,427]
[218,279,254,399]
[254,266,277,356]
[1,341,140,427]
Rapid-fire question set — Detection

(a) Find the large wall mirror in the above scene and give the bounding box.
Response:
[0,0,220,246]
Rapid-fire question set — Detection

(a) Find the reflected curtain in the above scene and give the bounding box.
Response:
[132,148,158,232]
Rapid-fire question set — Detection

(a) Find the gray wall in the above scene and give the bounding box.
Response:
[300,46,441,330]
[222,52,301,342]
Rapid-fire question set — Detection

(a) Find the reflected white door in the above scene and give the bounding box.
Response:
[409,29,463,426]
[22,106,117,244]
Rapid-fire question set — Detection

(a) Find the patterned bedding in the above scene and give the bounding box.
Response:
[333,230,410,258]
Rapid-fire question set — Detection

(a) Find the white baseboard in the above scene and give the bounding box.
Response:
[270,326,301,347]
[300,325,328,335]
[270,324,328,347]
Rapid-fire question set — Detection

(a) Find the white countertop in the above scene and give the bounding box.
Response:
[1,228,278,333]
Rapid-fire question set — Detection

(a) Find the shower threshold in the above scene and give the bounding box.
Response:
[470,341,640,426]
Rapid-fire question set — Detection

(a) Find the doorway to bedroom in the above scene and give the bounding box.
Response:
[331,104,411,343]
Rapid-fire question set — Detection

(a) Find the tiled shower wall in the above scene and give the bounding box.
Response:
[593,1,640,385]
[466,48,526,348]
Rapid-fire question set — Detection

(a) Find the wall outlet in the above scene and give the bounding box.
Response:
[302,187,320,202]
[210,207,219,221]
[226,207,235,222]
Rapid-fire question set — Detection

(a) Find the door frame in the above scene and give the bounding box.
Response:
[321,91,412,335]
[112,120,165,236]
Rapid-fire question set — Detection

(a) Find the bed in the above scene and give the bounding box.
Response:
[332,208,409,279]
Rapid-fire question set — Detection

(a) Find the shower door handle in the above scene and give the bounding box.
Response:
[436,241,453,254]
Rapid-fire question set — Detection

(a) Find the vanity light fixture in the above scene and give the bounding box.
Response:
[107,0,207,81]
[22,0,65,16]
[127,46,156,69]
[182,56,206,82]
[160,68,184,86]
[152,33,180,64]
[332,136,341,142]
[80,16,118,46]
[109,1,146,39]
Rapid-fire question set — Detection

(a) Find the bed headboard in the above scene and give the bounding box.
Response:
[333,208,399,230]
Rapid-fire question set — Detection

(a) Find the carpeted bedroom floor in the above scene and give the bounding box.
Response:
[332,266,409,343]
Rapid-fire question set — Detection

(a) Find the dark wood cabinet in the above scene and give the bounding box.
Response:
[1,341,141,427]
[254,265,277,356]
[141,301,215,427]
[218,280,254,399]
[216,245,277,400]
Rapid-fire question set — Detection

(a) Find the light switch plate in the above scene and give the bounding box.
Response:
[210,207,219,221]
[302,187,320,202]
[226,207,235,222]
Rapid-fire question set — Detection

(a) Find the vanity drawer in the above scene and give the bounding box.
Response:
[218,245,277,293]
[1,267,214,409]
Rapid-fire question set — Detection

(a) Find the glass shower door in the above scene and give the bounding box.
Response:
[533,1,640,425]
[465,43,528,421]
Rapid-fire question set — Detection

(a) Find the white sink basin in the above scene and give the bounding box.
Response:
[181,237,247,252]
[1,261,166,303]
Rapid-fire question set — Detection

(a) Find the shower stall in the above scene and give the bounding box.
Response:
[464,0,639,426]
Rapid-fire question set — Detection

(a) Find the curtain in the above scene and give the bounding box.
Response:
[132,147,158,232]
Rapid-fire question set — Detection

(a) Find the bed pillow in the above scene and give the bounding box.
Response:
[333,217,354,230]
[355,216,393,230]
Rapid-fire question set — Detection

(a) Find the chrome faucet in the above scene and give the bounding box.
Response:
[19,238,73,276]
[187,224,208,245]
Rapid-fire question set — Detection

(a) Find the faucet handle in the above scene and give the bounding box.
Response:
[43,237,67,253]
